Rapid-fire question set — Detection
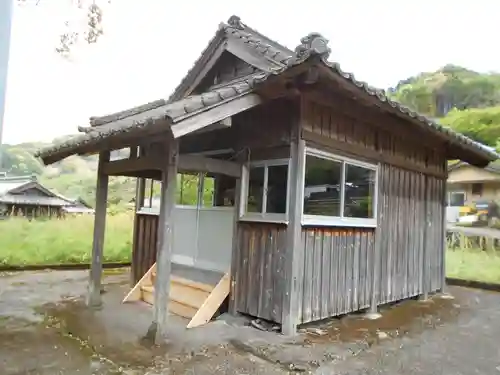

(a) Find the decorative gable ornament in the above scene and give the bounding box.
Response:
[295,32,331,60]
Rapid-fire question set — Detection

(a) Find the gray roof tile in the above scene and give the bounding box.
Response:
[36,72,269,161]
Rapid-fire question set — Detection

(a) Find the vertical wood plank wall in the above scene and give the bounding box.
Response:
[297,227,374,324]
[295,165,446,325]
[376,164,445,306]
[234,222,287,323]
[131,213,158,283]
[292,98,447,325]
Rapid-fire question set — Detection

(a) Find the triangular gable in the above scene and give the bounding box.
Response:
[166,15,293,103]
[8,181,59,198]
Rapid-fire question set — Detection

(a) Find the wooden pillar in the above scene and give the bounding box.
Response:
[228,176,242,315]
[282,138,305,336]
[367,163,383,319]
[421,175,431,300]
[86,151,110,307]
[131,177,146,284]
[440,177,447,292]
[148,139,178,344]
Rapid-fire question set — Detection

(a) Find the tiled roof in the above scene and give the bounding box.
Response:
[0,175,37,195]
[288,32,499,162]
[166,15,294,103]
[36,15,498,165]
[222,16,293,67]
[36,72,268,161]
[0,194,71,207]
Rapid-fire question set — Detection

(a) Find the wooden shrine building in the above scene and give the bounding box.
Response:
[36,16,497,341]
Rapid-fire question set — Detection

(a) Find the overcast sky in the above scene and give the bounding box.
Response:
[3,0,499,144]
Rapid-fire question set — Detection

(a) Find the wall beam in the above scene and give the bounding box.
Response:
[86,151,110,307]
[178,154,241,178]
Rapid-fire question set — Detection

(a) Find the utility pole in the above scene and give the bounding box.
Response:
[0,0,14,174]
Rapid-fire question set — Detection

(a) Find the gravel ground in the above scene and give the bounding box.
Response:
[1,269,500,374]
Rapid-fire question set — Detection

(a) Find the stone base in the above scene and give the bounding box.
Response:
[363,311,382,320]
[418,294,432,302]
[437,293,455,300]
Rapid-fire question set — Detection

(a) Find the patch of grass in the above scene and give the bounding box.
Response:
[446,248,500,284]
[0,214,133,266]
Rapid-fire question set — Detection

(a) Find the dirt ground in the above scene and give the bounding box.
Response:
[1,269,500,374]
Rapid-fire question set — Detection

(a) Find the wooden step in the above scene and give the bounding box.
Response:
[151,271,214,294]
[141,285,199,319]
[141,283,210,311]
[123,263,230,328]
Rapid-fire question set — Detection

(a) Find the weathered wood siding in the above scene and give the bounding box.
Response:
[301,98,446,178]
[196,52,257,94]
[180,98,297,156]
[294,98,447,324]
[131,213,158,283]
[297,227,374,324]
[234,222,287,323]
[376,164,445,305]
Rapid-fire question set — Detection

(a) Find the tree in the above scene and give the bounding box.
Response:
[17,0,108,57]
[440,106,500,147]
[389,65,500,118]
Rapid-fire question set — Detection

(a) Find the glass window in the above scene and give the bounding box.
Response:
[266,164,288,214]
[472,183,483,196]
[302,149,378,226]
[303,155,342,216]
[343,164,375,219]
[449,192,465,207]
[242,161,289,219]
[246,166,265,213]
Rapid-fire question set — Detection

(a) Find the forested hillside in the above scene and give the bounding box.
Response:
[389,64,500,148]
[2,64,500,206]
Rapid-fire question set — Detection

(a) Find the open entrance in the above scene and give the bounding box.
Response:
[140,172,236,273]
[126,171,237,328]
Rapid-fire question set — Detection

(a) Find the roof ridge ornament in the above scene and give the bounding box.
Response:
[227,15,244,30]
[295,32,331,60]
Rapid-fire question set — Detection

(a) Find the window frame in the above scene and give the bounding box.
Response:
[471,182,483,196]
[239,158,291,223]
[301,147,378,228]
[448,191,466,207]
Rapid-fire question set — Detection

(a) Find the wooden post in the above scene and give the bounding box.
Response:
[86,151,110,308]
[131,177,146,284]
[366,163,383,319]
[149,139,178,344]
[440,177,447,292]
[421,175,430,300]
[228,176,242,315]
[282,138,305,336]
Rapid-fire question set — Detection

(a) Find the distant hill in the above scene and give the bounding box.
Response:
[1,141,137,208]
[389,64,500,118]
[1,140,201,209]
[389,65,500,149]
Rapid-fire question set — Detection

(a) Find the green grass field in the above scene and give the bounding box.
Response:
[446,248,500,284]
[0,214,133,265]
[1,215,500,284]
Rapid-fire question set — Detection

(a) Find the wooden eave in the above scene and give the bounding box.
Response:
[311,62,497,168]
[38,90,264,165]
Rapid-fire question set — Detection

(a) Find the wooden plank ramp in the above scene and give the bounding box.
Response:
[122,263,230,329]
